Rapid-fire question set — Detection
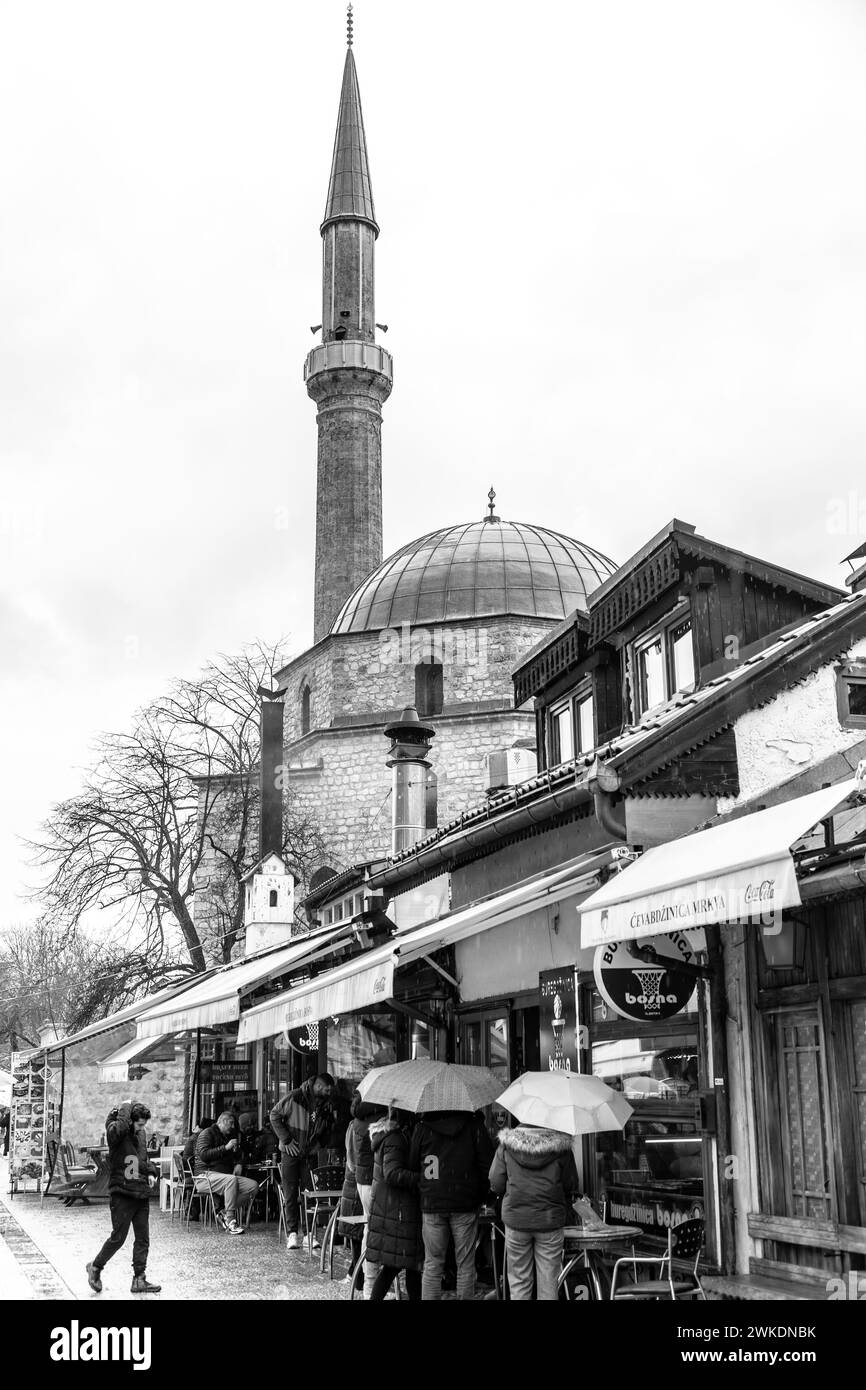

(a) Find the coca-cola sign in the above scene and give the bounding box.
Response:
[593,932,698,1022]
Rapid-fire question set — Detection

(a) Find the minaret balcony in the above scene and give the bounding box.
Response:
[304,340,393,385]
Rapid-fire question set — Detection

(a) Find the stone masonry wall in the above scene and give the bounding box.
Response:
[59,1030,190,1150]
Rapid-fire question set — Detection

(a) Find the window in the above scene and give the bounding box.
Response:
[300,684,311,736]
[268,889,278,908]
[550,701,574,764]
[632,608,696,717]
[415,661,443,717]
[836,663,866,728]
[547,683,594,767]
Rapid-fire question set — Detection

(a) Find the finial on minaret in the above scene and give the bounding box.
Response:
[485,487,500,523]
[347,4,354,46]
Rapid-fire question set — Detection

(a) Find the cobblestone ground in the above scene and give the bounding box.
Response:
[0,1161,349,1302]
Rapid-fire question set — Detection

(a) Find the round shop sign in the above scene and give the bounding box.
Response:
[593,932,697,1022]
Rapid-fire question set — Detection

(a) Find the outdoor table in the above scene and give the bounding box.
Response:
[246,1161,279,1224]
[558,1224,644,1301]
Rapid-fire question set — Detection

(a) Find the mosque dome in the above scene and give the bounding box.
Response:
[330,516,617,634]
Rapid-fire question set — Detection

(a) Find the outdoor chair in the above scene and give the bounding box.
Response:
[302,1163,345,1257]
[183,1159,217,1231]
[170,1151,195,1224]
[47,1136,98,1206]
[609,1218,706,1300]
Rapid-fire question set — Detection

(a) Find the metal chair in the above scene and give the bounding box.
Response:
[610,1218,706,1300]
[184,1160,217,1231]
[302,1164,345,1256]
[170,1151,194,1224]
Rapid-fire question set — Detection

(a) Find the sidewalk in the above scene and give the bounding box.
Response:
[0,1164,347,1302]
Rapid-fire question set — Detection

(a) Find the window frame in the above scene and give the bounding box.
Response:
[836,662,866,729]
[631,604,697,718]
[546,678,595,768]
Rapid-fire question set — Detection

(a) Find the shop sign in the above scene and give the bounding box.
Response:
[539,967,578,1073]
[215,1089,258,1116]
[286,1025,320,1054]
[605,1191,705,1236]
[593,933,697,1022]
[199,1060,252,1085]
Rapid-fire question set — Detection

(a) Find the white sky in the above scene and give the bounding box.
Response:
[2,0,866,927]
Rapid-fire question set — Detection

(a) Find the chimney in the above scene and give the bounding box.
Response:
[260,694,285,858]
[384,707,436,855]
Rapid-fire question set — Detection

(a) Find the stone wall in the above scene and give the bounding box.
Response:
[58,1028,190,1150]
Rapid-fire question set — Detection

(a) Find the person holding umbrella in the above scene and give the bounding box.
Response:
[488,1122,579,1300]
[364,1107,423,1301]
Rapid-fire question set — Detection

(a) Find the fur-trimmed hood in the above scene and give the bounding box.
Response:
[497,1125,574,1169]
[369,1116,400,1152]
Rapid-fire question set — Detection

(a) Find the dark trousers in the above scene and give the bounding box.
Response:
[369,1266,422,1301]
[279,1152,309,1235]
[93,1194,150,1276]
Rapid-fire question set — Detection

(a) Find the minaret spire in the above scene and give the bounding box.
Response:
[306,17,393,643]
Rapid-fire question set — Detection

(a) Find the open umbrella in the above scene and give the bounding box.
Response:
[357,1060,504,1113]
[496,1072,633,1136]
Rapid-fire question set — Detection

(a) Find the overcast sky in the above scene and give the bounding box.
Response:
[2,0,866,928]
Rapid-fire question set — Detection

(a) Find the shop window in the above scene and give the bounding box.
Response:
[836,663,866,729]
[325,1011,397,1084]
[415,661,443,717]
[631,606,696,718]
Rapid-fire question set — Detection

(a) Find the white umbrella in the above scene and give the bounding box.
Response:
[497,1071,633,1136]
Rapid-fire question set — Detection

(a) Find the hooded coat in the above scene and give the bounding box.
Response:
[104,1104,159,1199]
[364,1117,424,1271]
[488,1126,579,1232]
[408,1111,494,1213]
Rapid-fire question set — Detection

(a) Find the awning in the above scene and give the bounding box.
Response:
[579,777,860,947]
[45,974,219,1054]
[237,850,609,1043]
[97,1035,176,1084]
[135,926,346,1039]
[237,951,396,1043]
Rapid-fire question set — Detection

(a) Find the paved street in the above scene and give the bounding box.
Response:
[0,1161,347,1302]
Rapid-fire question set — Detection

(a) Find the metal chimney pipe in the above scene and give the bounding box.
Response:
[384,706,436,856]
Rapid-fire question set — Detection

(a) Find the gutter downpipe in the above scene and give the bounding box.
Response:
[585,757,627,841]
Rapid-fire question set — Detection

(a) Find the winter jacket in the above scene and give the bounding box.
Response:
[347,1100,380,1187]
[364,1118,424,1271]
[337,1164,363,1239]
[488,1126,579,1233]
[194,1124,240,1176]
[104,1104,159,1199]
[269,1080,333,1157]
[409,1111,495,1213]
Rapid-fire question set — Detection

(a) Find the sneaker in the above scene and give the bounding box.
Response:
[130,1274,162,1294]
[226,1220,245,1236]
[86,1262,102,1294]
[286,1231,301,1251]
[311,1238,321,1251]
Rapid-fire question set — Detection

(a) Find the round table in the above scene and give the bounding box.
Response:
[558,1224,644,1301]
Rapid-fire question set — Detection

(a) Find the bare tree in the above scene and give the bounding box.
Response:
[28,641,332,973]
[0,919,186,1057]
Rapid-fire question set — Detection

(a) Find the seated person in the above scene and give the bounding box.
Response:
[193,1112,259,1235]
[237,1111,271,1170]
[182,1116,213,1166]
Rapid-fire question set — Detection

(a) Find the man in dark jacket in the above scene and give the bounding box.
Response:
[194,1112,258,1234]
[86,1101,161,1295]
[269,1073,335,1250]
[409,1109,494,1300]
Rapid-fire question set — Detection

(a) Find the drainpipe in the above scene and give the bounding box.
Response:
[586,756,627,841]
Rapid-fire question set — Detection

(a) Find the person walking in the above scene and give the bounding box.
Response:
[269,1073,336,1251]
[344,1093,386,1297]
[409,1109,494,1301]
[86,1101,161,1295]
[488,1124,579,1300]
[365,1108,423,1301]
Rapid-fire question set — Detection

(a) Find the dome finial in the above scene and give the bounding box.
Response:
[346,3,353,46]
[485,487,500,523]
